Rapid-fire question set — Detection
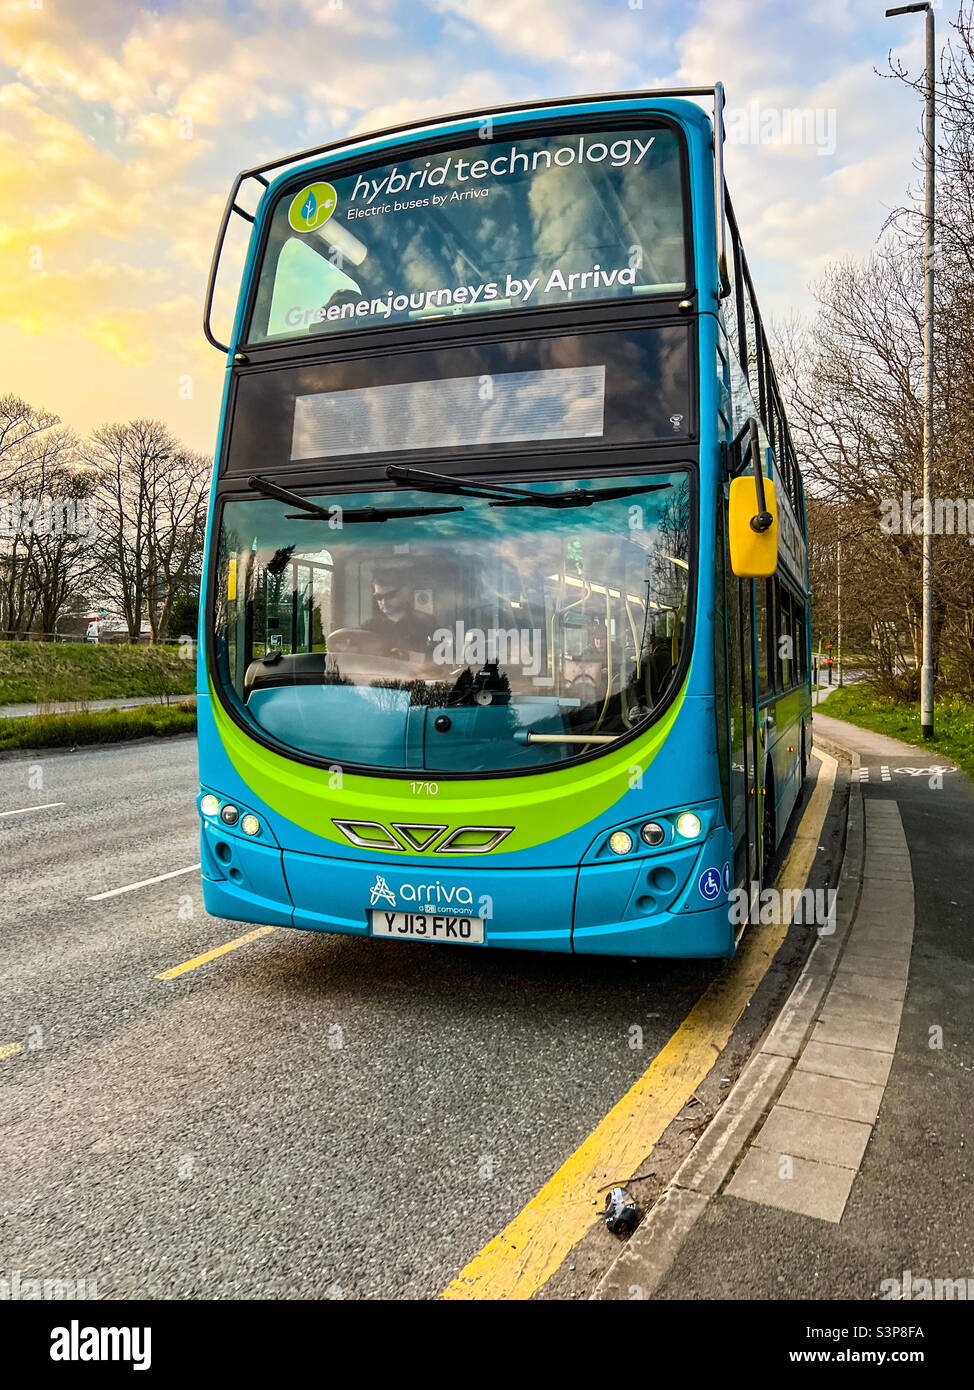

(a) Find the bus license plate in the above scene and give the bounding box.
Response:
[370,910,485,945]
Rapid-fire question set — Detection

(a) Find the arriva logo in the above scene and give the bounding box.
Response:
[369,876,396,907]
[368,874,474,908]
[288,182,338,233]
[401,881,474,907]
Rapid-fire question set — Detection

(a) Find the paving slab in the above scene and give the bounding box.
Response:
[753,1105,873,1169]
[811,1016,902,1053]
[818,991,904,1027]
[778,1069,885,1124]
[725,1147,856,1223]
[796,1040,894,1087]
[829,969,908,1001]
[839,947,911,976]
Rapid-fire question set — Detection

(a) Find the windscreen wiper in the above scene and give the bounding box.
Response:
[386,465,671,510]
[386,464,545,504]
[247,474,462,523]
[303,504,463,524]
[249,474,331,517]
[489,481,672,509]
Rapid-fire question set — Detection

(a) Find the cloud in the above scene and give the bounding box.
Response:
[429,0,675,85]
[671,0,932,319]
[0,0,949,450]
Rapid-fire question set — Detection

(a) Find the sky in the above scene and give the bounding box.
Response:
[0,0,947,455]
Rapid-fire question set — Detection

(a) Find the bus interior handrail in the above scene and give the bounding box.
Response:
[202,83,730,355]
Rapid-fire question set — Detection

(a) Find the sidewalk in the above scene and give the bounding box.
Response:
[0,694,195,719]
[595,710,974,1300]
[811,675,863,706]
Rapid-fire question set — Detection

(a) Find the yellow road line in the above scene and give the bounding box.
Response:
[442,751,837,1301]
[155,926,277,980]
[0,1042,24,1061]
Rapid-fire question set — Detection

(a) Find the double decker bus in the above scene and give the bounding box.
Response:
[197,87,812,960]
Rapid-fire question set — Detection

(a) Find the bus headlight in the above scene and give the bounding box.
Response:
[640,821,666,846]
[608,830,634,855]
[240,814,261,836]
[200,794,219,817]
[676,812,702,839]
[220,804,240,826]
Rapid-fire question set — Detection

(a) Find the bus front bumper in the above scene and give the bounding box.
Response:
[200,823,736,960]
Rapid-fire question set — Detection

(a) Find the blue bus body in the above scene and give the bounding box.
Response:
[197,93,812,960]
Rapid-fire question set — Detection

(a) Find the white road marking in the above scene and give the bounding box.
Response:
[0,802,66,818]
[881,765,891,782]
[86,862,201,902]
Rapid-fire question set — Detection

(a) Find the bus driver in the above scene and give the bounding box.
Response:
[362,569,437,660]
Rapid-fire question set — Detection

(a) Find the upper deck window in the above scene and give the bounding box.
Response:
[247,123,688,345]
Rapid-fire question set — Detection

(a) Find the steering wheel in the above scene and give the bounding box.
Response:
[570,673,599,705]
[326,627,382,654]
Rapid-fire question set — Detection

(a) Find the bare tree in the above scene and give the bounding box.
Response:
[770,5,974,700]
[0,395,86,638]
[0,393,61,489]
[144,448,210,642]
[84,419,210,643]
[29,465,101,639]
[778,222,974,697]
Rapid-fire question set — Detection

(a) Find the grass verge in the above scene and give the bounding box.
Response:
[0,700,197,752]
[0,641,195,706]
[818,684,974,780]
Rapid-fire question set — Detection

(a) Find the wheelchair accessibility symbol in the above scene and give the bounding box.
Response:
[698,867,723,902]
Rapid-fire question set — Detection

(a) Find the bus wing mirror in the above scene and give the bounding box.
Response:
[729,475,779,577]
[728,417,779,577]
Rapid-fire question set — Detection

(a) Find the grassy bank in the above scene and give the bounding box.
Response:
[0,700,197,752]
[0,641,195,706]
[818,684,974,780]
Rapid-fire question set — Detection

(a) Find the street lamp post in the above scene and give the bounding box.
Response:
[886,2,936,739]
[837,465,843,687]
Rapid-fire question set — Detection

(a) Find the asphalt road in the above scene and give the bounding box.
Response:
[0,735,748,1300]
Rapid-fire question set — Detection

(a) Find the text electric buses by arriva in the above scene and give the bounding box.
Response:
[197,87,812,960]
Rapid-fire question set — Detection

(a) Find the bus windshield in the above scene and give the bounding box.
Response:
[248,123,687,344]
[212,472,693,774]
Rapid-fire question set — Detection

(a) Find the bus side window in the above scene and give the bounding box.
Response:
[794,601,807,684]
[756,578,774,699]
[779,587,792,688]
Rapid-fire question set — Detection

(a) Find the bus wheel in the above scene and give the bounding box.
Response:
[761,766,777,890]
